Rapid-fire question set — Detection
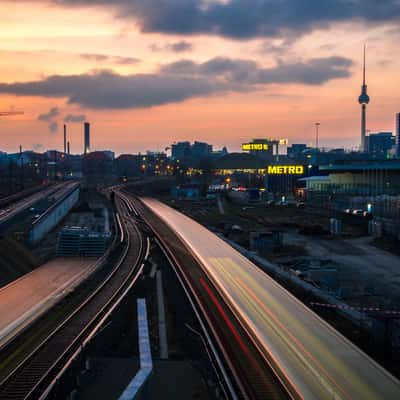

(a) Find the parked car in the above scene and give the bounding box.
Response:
[352,209,364,216]
[276,200,288,206]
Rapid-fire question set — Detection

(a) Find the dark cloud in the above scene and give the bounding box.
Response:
[149,40,194,54]
[64,113,86,123]
[255,57,352,85]
[0,70,227,109]
[0,56,352,109]
[150,40,193,52]
[162,56,353,85]
[169,40,193,52]
[160,60,198,74]
[116,56,141,65]
[37,106,60,121]
[79,53,140,65]
[37,106,61,133]
[162,57,260,82]
[49,121,58,133]
[50,0,400,40]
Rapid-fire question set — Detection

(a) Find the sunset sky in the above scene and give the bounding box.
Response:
[0,0,399,155]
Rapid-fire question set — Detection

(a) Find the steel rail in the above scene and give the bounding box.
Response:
[123,193,244,399]
[0,184,53,209]
[0,192,146,400]
[153,236,235,400]
[0,202,120,345]
[126,193,290,400]
[39,202,151,400]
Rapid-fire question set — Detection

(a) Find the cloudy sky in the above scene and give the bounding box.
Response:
[0,0,399,155]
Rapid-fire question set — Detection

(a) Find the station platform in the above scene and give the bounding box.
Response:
[0,257,98,349]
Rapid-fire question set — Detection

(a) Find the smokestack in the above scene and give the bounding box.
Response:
[67,141,70,155]
[396,112,400,157]
[63,124,67,154]
[84,122,90,154]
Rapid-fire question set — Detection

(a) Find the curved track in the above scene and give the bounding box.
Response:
[126,193,289,400]
[129,194,400,400]
[0,192,147,400]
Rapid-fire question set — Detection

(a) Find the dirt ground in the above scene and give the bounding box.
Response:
[166,197,400,309]
[285,233,400,304]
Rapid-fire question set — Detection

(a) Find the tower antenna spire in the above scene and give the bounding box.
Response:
[363,43,366,86]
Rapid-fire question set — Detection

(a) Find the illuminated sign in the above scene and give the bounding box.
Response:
[242,143,269,151]
[267,165,304,175]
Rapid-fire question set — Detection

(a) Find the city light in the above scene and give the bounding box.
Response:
[267,165,304,175]
[242,143,269,151]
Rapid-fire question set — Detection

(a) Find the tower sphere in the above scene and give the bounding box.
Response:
[358,92,370,104]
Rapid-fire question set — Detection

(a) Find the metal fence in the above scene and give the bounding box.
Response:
[307,190,400,235]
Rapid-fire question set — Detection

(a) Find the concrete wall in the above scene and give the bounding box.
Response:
[29,184,80,244]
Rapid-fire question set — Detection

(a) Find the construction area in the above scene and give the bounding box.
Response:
[0,185,113,287]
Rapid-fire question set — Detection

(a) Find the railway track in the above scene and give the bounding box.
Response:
[0,185,53,209]
[124,192,289,400]
[0,192,148,400]
[0,182,70,226]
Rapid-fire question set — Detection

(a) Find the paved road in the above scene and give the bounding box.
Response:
[142,198,400,400]
[0,257,98,349]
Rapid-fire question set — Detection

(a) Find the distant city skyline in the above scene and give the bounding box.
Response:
[0,1,399,154]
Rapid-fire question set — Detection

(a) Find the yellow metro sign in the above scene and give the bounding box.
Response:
[242,143,269,151]
[267,165,304,175]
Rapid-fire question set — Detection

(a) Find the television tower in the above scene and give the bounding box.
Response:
[358,44,370,152]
